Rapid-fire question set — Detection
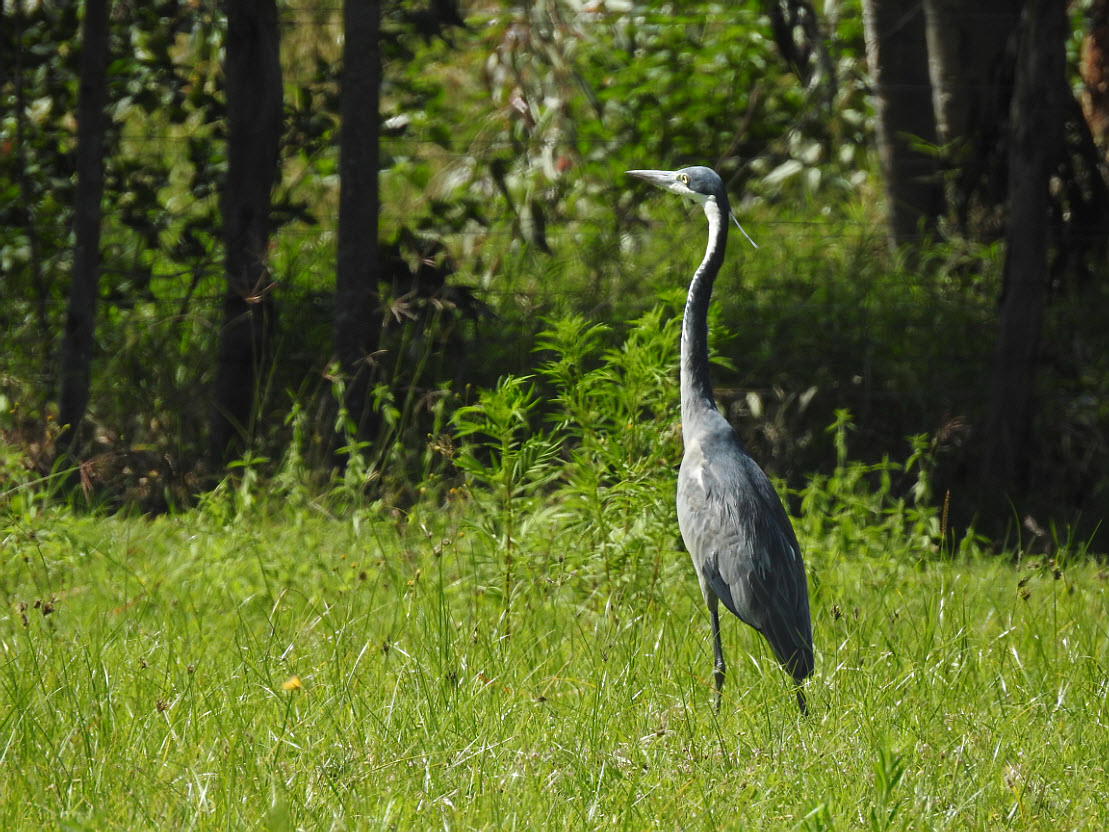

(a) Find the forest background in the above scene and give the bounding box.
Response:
[6,2,1109,828]
[3,0,1109,551]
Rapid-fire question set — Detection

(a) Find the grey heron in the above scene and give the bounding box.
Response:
[627,166,813,714]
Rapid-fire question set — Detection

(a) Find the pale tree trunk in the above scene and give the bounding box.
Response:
[211,0,282,462]
[58,0,110,460]
[1075,0,1109,282]
[981,0,1065,503]
[763,0,836,104]
[1080,0,1109,153]
[861,0,944,249]
[922,0,1021,235]
[333,0,382,450]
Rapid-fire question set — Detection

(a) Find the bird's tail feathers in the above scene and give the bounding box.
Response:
[764,620,813,683]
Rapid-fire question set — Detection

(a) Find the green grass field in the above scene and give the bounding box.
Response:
[2,494,1107,831]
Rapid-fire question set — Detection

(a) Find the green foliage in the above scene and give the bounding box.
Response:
[1,1,231,486]
[868,742,906,832]
[2,0,1107,541]
[451,375,562,534]
[533,309,683,593]
[1,479,1107,829]
[1,1,228,310]
[446,310,684,616]
[450,374,562,625]
[796,411,949,561]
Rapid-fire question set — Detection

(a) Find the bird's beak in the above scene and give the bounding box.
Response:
[626,169,678,191]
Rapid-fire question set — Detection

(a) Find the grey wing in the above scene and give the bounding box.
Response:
[678,437,813,682]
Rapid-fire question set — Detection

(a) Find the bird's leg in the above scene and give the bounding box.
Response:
[796,686,808,716]
[708,598,726,713]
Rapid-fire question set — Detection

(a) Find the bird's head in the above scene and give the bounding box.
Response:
[626,166,724,205]
[627,166,757,248]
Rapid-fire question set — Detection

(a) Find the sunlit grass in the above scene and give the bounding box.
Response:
[2,499,1106,830]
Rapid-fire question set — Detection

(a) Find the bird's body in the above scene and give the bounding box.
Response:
[628,166,813,712]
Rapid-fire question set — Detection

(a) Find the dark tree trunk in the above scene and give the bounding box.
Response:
[211,0,282,462]
[981,0,1066,504]
[12,0,52,352]
[57,0,110,457]
[333,0,382,448]
[861,0,944,249]
[922,0,1021,236]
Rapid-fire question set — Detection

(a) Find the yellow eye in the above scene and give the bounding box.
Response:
[679,173,689,184]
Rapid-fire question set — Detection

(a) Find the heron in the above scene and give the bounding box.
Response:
[627,166,813,714]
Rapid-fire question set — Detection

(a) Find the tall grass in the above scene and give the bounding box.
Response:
[2,493,1107,830]
[2,311,1107,829]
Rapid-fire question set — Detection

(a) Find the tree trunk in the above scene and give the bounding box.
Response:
[12,0,52,353]
[57,0,110,457]
[861,0,944,249]
[763,0,836,104]
[981,0,1065,505]
[922,0,1021,236]
[1080,0,1109,153]
[211,0,282,462]
[333,0,382,449]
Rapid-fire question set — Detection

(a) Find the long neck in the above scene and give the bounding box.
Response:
[680,196,728,433]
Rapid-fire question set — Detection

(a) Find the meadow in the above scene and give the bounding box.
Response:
[2,468,1107,830]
